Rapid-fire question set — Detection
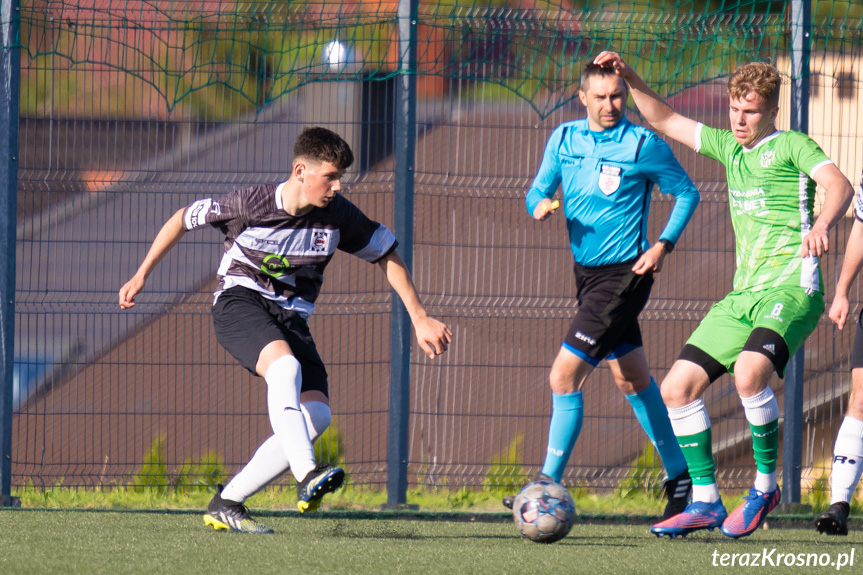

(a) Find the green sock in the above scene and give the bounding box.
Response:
[750,419,779,474]
[677,428,716,485]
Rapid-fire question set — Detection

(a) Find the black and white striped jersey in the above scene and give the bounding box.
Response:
[183,182,397,317]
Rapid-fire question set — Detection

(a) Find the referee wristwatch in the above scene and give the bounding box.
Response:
[658,239,674,253]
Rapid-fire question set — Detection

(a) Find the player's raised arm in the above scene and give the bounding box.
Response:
[593,52,699,150]
[119,207,187,309]
[377,250,453,358]
[800,163,855,258]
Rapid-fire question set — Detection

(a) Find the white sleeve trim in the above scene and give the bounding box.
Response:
[694,123,704,154]
[353,225,397,262]
[808,159,833,179]
[183,198,213,230]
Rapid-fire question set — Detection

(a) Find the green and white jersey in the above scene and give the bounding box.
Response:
[695,124,833,294]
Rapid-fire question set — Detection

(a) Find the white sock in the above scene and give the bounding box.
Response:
[740,387,779,425]
[692,483,721,504]
[222,401,331,502]
[830,416,863,504]
[754,471,777,493]
[266,355,315,481]
[667,399,711,437]
[302,401,334,443]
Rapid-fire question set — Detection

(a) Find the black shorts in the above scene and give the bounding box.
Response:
[853,308,863,370]
[562,259,654,364]
[211,286,328,396]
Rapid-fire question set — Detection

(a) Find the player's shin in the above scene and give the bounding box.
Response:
[668,399,720,502]
[829,416,863,504]
[741,387,779,492]
[265,355,316,482]
[540,391,584,482]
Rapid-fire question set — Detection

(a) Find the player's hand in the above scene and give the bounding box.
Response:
[119,276,146,309]
[632,243,666,275]
[532,199,560,221]
[829,294,850,330]
[800,224,829,257]
[413,315,453,359]
[593,52,632,78]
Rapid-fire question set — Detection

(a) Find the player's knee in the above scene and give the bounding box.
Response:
[657,377,692,408]
[733,368,769,398]
[612,371,649,395]
[548,368,578,395]
[659,383,680,406]
[733,376,756,398]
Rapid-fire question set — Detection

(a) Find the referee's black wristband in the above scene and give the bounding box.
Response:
[658,239,674,253]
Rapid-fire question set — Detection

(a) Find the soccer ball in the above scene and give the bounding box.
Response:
[512,479,576,543]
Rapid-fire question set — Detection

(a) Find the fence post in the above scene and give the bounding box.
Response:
[385,0,418,507]
[0,0,21,507]
[782,0,811,507]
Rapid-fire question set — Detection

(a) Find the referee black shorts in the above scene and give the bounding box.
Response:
[211,286,328,396]
[562,259,654,365]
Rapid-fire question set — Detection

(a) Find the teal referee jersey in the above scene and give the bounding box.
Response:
[526,116,699,267]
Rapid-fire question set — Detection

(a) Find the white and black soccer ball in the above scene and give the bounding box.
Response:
[512,479,576,543]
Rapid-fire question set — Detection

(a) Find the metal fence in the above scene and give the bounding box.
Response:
[2,0,863,505]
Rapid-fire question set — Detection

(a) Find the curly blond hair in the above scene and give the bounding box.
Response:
[727,62,781,107]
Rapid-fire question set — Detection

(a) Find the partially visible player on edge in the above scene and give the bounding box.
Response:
[119,127,452,534]
[595,51,855,539]
[817,167,863,536]
[502,61,700,522]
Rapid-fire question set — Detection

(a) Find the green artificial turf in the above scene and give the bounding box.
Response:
[2,508,862,575]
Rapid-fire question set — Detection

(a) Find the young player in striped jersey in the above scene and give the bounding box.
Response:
[119,127,452,533]
[596,52,855,539]
[818,169,863,536]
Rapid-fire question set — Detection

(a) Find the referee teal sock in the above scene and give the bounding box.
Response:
[625,377,688,479]
[541,391,584,483]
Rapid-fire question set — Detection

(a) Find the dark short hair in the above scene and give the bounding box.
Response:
[580,62,626,94]
[293,127,354,170]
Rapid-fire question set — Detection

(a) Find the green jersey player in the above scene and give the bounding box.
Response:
[594,52,855,539]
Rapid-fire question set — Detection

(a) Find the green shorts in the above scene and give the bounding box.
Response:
[684,286,824,377]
